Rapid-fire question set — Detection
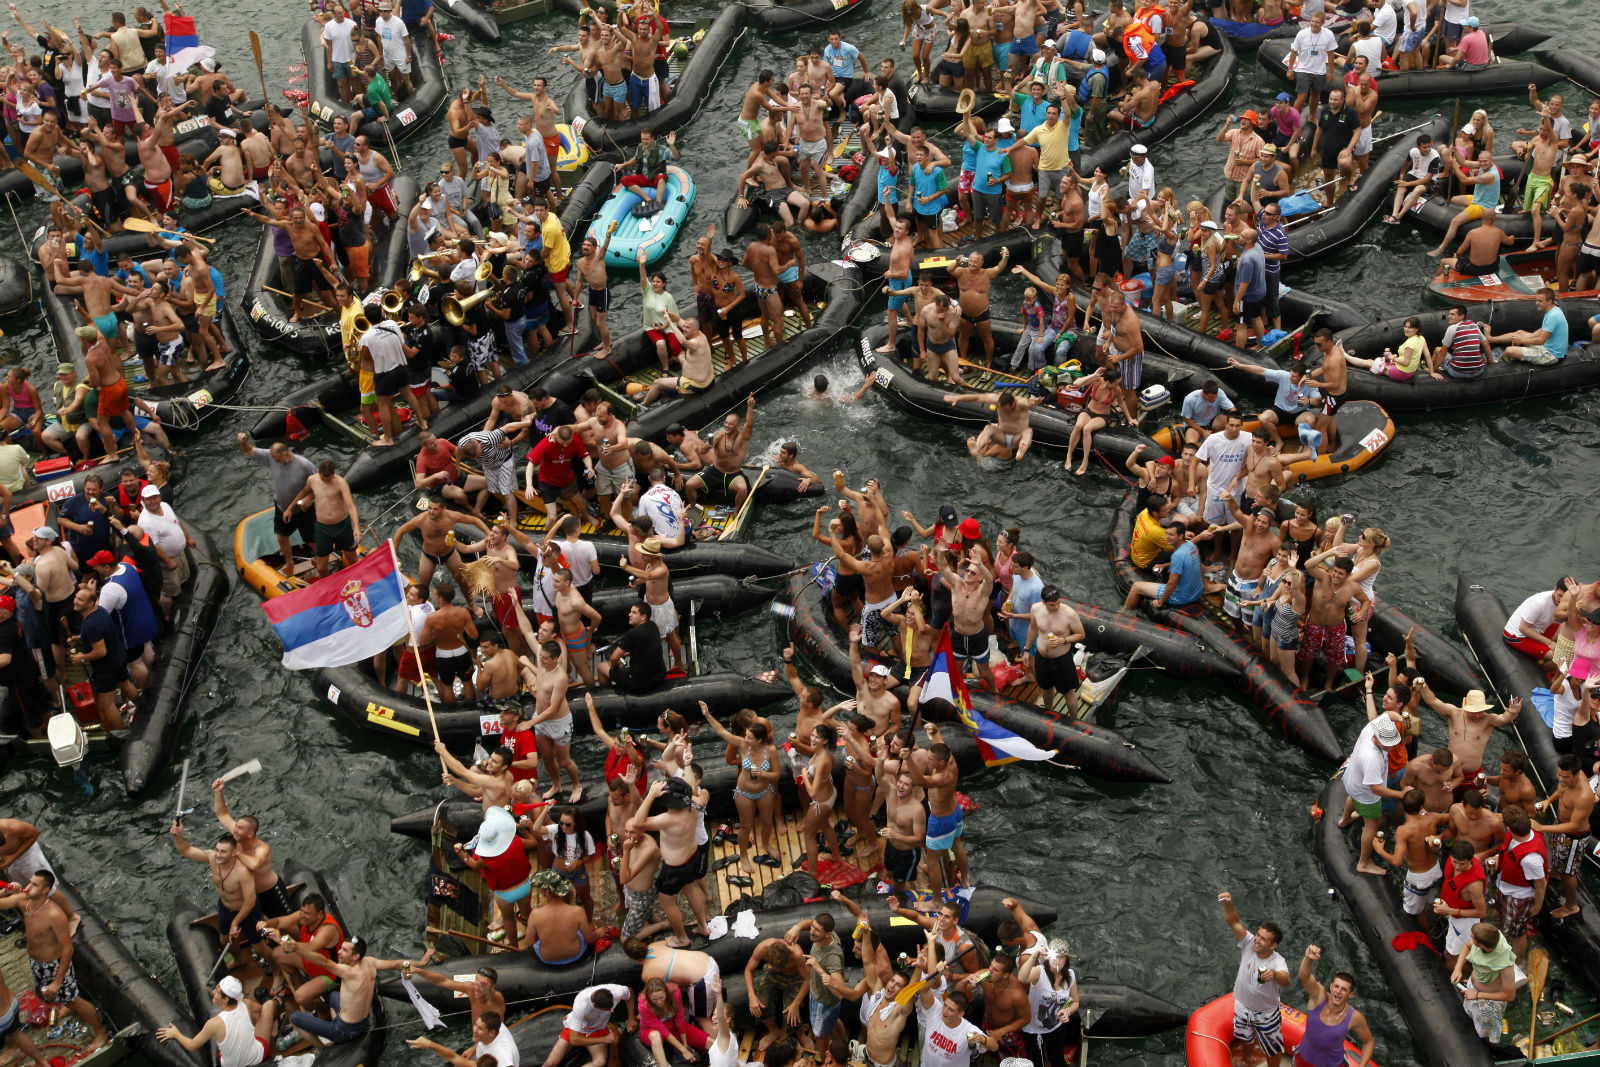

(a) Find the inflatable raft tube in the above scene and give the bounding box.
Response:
[316,666,793,746]
[52,868,209,1067]
[1313,779,1498,1067]
[744,0,870,35]
[1146,400,1397,484]
[1108,491,1343,763]
[568,7,748,157]
[392,729,998,842]
[1257,38,1561,100]
[782,574,1172,784]
[5,443,171,510]
[840,218,1045,284]
[628,261,865,442]
[588,165,696,269]
[1329,302,1600,412]
[242,174,419,358]
[167,863,386,1067]
[432,0,501,42]
[857,322,1183,469]
[38,264,251,436]
[1187,993,1376,1066]
[120,524,229,795]
[1074,23,1237,181]
[36,169,260,261]
[1404,155,1537,242]
[301,19,447,143]
[1363,598,1484,700]
[575,530,799,582]
[1536,47,1600,96]
[1453,575,1562,792]
[0,252,33,317]
[383,885,1056,1010]
[907,80,1013,126]
[1205,116,1452,265]
[1068,596,1243,682]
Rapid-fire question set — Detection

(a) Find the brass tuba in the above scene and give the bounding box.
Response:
[380,289,406,318]
[442,287,496,327]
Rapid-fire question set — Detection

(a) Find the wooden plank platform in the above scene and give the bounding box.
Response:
[706,811,878,911]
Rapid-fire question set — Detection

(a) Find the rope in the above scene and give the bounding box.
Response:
[1093,450,1137,487]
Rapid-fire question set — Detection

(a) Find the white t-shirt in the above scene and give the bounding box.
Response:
[1344,720,1390,805]
[321,17,357,63]
[145,58,188,105]
[474,1025,521,1067]
[1552,683,1579,740]
[1496,833,1547,900]
[96,580,128,614]
[374,14,409,64]
[1023,956,1076,1035]
[1371,1,1397,42]
[560,538,598,586]
[139,502,188,559]
[1232,935,1286,1016]
[1401,0,1426,35]
[1196,431,1249,502]
[639,484,686,542]
[1504,590,1557,640]
[1126,160,1155,201]
[565,985,631,1033]
[1290,27,1339,74]
[1350,34,1386,72]
[543,824,596,865]
[917,991,985,1067]
[1406,146,1442,181]
[1442,0,1468,25]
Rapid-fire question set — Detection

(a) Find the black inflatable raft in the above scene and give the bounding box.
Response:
[53,866,209,1067]
[567,7,747,157]
[1205,116,1452,265]
[744,0,870,35]
[119,524,228,795]
[41,179,261,261]
[37,263,251,436]
[0,251,32,317]
[1257,38,1561,100]
[166,861,386,1067]
[615,262,865,443]
[840,226,1043,284]
[1403,155,1538,242]
[1330,302,1600,412]
[577,530,801,581]
[1312,779,1497,1067]
[1453,575,1562,793]
[242,174,419,358]
[1069,595,1243,682]
[1535,47,1600,97]
[782,574,1172,784]
[301,19,447,143]
[1107,491,1343,763]
[819,78,917,245]
[432,0,501,42]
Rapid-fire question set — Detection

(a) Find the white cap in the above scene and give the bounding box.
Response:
[217,127,237,138]
[308,202,326,222]
[1131,143,1148,155]
[140,484,162,498]
[1461,123,1476,135]
[996,117,1014,133]
[1091,48,1106,62]
[200,57,218,73]
[1042,38,1057,48]
[218,976,244,1000]
[869,663,893,677]
[877,147,894,161]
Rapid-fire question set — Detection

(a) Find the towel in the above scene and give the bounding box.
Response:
[730,909,761,939]
[401,976,444,1029]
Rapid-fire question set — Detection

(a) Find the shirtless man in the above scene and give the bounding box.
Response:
[833,519,898,646]
[1004,138,1040,228]
[392,499,491,590]
[31,527,77,683]
[1297,556,1370,690]
[1100,288,1145,406]
[1301,329,1348,453]
[942,390,1043,461]
[61,260,137,352]
[444,89,476,171]
[240,202,336,323]
[743,229,786,349]
[984,952,1034,1062]
[1107,68,1159,131]
[1221,499,1284,633]
[1372,788,1450,931]
[629,778,711,948]
[1438,208,1513,283]
[0,873,107,1054]
[133,101,182,215]
[1448,789,1504,861]
[1237,429,1291,506]
[1026,586,1085,714]
[938,551,996,686]
[1531,752,1595,919]
[951,249,1010,367]
[472,523,534,656]
[616,538,683,671]
[23,110,67,178]
[497,75,566,201]
[211,778,292,918]
[879,769,927,899]
[436,740,514,812]
[614,829,663,938]
[739,70,785,160]
[171,823,260,952]
[293,460,360,577]
[686,395,757,509]
[529,640,584,800]
[1518,116,1562,250]
[1346,71,1380,178]
[284,937,381,1048]
[475,631,520,701]
[637,313,712,407]
[877,220,917,353]
[419,583,479,704]
[1416,681,1522,807]
[408,967,506,1030]
[792,84,830,197]
[906,720,967,888]
[916,294,966,384]
[239,124,274,184]
[1486,750,1538,814]
[1401,747,1462,814]
[735,143,811,228]
[201,128,247,196]
[551,569,601,688]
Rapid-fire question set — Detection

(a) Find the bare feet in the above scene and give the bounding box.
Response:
[874,343,895,353]
[569,783,583,803]
[965,436,981,458]
[1551,904,1581,919]
[1426,247,1444,258]
[1355,862,1385,876]
[1336,814,1356,829]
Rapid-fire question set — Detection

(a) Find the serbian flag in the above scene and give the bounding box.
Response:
[164,13,199,54]
[261,543,409,669]
[920,626,1056,765]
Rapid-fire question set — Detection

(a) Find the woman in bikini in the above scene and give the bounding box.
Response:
[699,704,781,874]
[1062,358,1120,476]
[0,367,43,439]
[814,504,864,630]
[801,723,842,878]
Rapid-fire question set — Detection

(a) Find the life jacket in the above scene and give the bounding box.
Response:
[109,561,160,648]
[1440,857,1485,910]
[1495,832,1548,889]
[1122,17,1156,61]
[298,912,346,982]
[1076,64,1110,103]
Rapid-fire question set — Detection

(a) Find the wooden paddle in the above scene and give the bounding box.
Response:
[16,160,109,237]
[1534,1008,1600,1049]
[719,464,767,542]
[249,31,270,108]
[118,216,218,243]
[1528,947,1551,1059]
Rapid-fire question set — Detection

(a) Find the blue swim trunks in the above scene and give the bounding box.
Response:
[926,807,964,850]
[886,274,913,311]
[778,264,799,284]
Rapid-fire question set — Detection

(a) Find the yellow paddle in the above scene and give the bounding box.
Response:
[119,216,217,243]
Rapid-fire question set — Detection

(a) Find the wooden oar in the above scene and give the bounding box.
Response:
[249,31,270,108]
[118,216,218,243]
[425,924,507,949]
[1528,947,1550,1059]
[259,286,334,314]
[16,160,110,237]
[1534,1009,1600,1049]
[718,464,767,542]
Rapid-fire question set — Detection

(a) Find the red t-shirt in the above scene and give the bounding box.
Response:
[605,747,647,795]
[478,840,531,892]
[502,724,539,783]
[416,440,461,482]
[528,434,585,487]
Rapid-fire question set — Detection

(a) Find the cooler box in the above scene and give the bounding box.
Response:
[1056,385,1089,410]
[1138,384,1170,411]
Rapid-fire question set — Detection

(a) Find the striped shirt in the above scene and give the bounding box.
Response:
[1442,319,1487,377]
[1257,222,1288,278]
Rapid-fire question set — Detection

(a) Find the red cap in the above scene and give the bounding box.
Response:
[958,517,981,539]
[87,550,116,567]
[0,596,15,613]
[1156,455,1176,466]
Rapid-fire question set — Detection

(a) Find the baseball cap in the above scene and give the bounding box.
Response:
[1372,717,1402,747]
[938,503,958,524]
[32,526,58,542]
[1275,91,1290,102]
[877,146,895,161]
[141,484,162,498]
[1200,220,1220,231]
[869,663,892,678]
[1091,48,1106,62]
[56,363,74,376]
[1041,38,1057,48]
[218,976,244,1000]
[1464,14,1478,26]
[996,117,1014,134]
[1156,454,1176,465]
[87,550,116,567]
[217,127,237,138]
[958,517,980,539]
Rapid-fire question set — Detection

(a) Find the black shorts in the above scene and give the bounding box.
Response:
[951,627,989,664]
[1240,297,1265,321]
[1035,650,1080,693]
[883,841,921,883]
[655,854,700,896]
[292,257,321,294]
[90,659,129,693]
[1322,392,1347,417]
[274,507,316,542]
[1271,405,1302,426]
[1578,249,1600,275]
[433,648,473,685]
[314,516,356,556]
[537,479,579,505]
[1059,228,1085,262]
[44,596,76,643]
[447,134,468,149]
[588,286,610,313]
[259,877,294,919]
[372,366,406,397]
[1166,41,1187,73]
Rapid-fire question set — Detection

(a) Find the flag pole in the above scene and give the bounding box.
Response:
[386,540,446,772]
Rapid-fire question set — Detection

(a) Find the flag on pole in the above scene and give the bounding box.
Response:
[920,627,1057,765]
[163,12,199,53]
[261,543,409,669]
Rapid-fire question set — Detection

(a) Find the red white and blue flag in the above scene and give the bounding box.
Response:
[261,544,409,669]
[920,627,1056,765]
[163,13,199,54]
